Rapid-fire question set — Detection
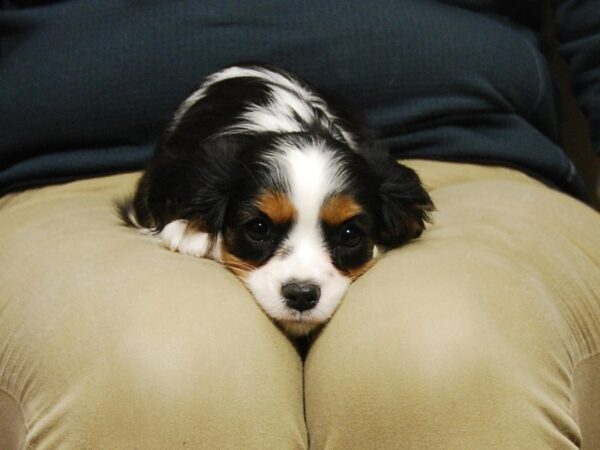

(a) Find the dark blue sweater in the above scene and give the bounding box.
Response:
[1,0,598,197]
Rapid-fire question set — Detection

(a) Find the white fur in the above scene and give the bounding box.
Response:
[160,220,188,251]
[245,141,351,335]
[373,245,380,259]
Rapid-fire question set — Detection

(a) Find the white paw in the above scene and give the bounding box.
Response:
[178,231,211,258]
[159,220,219,259]
[160,220,189,251]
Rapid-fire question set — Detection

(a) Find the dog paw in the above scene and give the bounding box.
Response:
[160,220,212,258]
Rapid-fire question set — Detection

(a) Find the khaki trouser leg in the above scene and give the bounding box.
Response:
[0,174,307,449]
[305,161,600,449]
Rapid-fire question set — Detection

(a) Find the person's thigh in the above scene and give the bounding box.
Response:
[0,174,307,449]
[305,163,600,449]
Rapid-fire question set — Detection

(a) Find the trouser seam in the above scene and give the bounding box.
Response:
[302,362,311,450]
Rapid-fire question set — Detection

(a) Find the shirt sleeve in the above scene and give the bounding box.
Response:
[552,0,600,155]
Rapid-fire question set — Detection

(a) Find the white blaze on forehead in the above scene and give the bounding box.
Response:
[281,140,347,225]
[276,140,347,279]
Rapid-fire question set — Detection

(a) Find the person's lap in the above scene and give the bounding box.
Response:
[1,161,599,448]
[305,161,600,449]
[0,174,307,449]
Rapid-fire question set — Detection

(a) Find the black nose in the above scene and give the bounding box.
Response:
[281,282,320,312]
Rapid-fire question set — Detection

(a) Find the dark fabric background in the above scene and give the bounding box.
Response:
[1,0,597,196]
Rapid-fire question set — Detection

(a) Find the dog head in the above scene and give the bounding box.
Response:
[184,132,432,335]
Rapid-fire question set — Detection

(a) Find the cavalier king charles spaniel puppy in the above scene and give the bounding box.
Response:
[117,64,433,336]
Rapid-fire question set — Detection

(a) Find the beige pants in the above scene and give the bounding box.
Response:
[1,161,599,449]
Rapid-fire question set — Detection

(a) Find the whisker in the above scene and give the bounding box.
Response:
[218,261,254,271]
[347,272,367,281]
[210,258,256,272]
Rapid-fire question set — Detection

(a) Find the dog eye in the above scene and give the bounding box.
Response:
[245,218,271,241]
[339,224,362,247]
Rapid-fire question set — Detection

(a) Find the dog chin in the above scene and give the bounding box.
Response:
[255,290,349,336]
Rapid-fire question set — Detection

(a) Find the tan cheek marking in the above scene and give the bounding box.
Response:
[344,258,376,281]
[321,195,363,225]
[257,191,296,224]
[220,243,260,280]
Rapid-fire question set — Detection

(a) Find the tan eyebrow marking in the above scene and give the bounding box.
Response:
[320,194,363,225]
[256,191,297,224]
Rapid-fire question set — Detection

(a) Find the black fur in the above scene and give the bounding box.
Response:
[365,149,434,248]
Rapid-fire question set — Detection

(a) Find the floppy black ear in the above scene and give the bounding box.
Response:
[175,137,244,234]
[132,135,245,234]
[371,159,434,249]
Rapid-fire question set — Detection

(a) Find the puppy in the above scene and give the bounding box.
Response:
[117,64,433,336]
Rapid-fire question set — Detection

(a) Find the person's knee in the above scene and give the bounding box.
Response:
[307,262,513,399]
[304,249,573,448]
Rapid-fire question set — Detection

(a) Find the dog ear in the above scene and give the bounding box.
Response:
[177,137,244,234]
[137,135,246,234]
[370,158,434,249]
